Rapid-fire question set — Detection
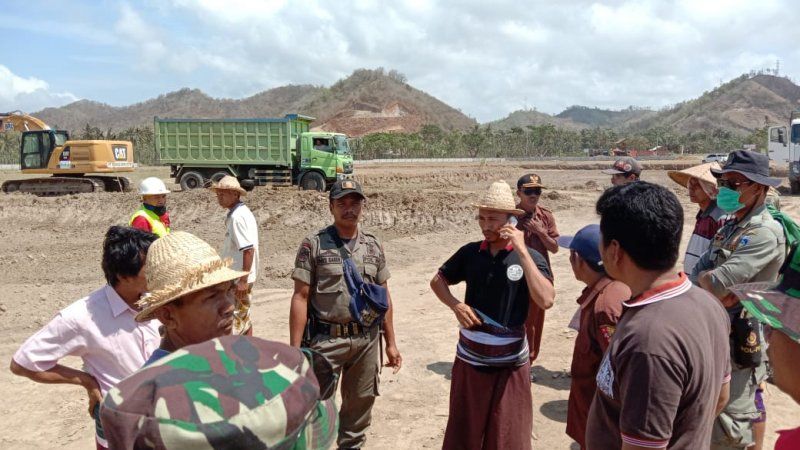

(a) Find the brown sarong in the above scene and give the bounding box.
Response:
[443,358,533,450]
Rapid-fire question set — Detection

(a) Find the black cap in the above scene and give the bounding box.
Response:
[517,173,546,189]
[329,179,365,200]
[711,150,781,187]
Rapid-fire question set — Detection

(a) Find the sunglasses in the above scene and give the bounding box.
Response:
[522,188,542,196]
[717,178,753,190]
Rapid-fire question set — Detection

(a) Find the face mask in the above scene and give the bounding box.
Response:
[143,203,167,216]
[717,186,745,213]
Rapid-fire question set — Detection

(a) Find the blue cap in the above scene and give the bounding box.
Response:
[557,224,602,266]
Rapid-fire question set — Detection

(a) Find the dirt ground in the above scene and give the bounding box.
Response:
[0,161,796,449]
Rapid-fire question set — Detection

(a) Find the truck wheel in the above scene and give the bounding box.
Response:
[180,171,206,191]
[791,180,800,195]
[300,172,326,191]
[210,171,229,183]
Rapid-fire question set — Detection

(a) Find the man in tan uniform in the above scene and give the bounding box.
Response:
[692,150,785,450]
[289,179,402,449]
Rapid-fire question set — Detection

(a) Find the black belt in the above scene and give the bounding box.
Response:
[314,320,371,338]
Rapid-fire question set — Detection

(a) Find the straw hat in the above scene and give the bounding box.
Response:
[474,180,525,216]
[667,162,720,189]
[210,175,247,196]
[135,231,248,322]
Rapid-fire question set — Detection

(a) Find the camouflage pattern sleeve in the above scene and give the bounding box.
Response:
[291,237,316,285]
[100,336,338,450]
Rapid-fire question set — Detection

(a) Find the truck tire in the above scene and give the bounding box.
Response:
[210,171,229,183]
[300,172,326,191]
[180,171,206,191]
[791,180,800,195]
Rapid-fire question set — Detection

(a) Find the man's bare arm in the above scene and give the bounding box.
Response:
[9,360,101,417]
[289,280,310,347]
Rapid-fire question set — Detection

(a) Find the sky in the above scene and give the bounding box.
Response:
[1,0,799,122]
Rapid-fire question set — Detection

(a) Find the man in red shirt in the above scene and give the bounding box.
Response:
[129,177,171,237]
[516,173,559,363]
[560,224,630,449]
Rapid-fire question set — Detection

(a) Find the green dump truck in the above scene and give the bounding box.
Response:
[154,114,353,191]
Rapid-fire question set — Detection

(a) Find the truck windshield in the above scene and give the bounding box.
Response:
[792,124,800,144]
[334,135,351,154]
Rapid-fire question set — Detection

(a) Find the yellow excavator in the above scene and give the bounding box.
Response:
[1,112,135,195]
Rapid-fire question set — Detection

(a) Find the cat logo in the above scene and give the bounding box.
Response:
[113,145,127,161]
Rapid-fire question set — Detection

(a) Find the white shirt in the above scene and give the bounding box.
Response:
[13,285,160,394]
[221,202,260,284]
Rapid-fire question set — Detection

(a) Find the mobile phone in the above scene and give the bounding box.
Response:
[508,216,518,227]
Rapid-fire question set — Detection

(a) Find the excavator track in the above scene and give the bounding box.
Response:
[2,176,132,196]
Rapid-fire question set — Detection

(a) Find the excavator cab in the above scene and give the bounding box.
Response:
[20,130,69,170]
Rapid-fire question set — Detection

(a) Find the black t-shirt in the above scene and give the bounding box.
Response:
[438,241,552,327]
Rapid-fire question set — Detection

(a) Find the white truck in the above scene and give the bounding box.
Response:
[767,110,800,193]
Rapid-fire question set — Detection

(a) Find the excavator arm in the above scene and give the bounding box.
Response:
[0,111,50,132]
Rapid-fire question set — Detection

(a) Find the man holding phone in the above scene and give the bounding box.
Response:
[431,180,555,450]
[516,173,559,363]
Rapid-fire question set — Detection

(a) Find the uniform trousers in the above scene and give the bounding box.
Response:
[443,358,532,450]
[312,326,380,449]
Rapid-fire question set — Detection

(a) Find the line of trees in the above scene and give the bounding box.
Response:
[0,122,769,166]
[350,124,768,160]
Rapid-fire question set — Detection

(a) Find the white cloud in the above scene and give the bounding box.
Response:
[0,65,78,112]
[16,0,798,121]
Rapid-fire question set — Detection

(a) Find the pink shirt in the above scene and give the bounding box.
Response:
[13,285,160,394]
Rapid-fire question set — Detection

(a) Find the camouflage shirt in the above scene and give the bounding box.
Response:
[292,225,390,324]
[100,336,338,450]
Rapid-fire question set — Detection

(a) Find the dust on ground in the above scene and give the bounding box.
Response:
[0,161,796,449]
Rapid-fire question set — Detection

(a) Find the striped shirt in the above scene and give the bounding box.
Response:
[456,317,528,367]
[684,202,725,274]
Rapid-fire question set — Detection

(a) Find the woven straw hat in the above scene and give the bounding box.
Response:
[135,231,248,322]
[473,180,525,216]
[667,162,720,190]
[210,175,247,196]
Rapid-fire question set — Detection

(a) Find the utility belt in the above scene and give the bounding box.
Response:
[314,318,377,339]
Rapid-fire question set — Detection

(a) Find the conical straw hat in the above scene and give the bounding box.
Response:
[473,180,526,216]
[135,231,248,322]
[210,175,247,196]
[667,162,720,189]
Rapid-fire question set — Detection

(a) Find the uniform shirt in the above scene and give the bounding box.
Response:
[517,205,559,266]
[221,202,259,285]
[586,273,731,450]
[438,240,552,328]
[292,225,390,324]
[691,205,785,298]
[683,201,725,274]
[566,276,629,447]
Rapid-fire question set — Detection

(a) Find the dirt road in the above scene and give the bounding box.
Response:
[0,161,795,449]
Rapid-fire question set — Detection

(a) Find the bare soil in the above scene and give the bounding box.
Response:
[0,161,796,449]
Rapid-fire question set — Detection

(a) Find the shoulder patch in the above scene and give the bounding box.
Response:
[738,235,751,247]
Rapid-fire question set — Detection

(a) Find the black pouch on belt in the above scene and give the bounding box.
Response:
[731,306,763,368]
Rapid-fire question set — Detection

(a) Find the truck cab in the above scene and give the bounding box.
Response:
[768,111,800,193]
[295,132,354,191]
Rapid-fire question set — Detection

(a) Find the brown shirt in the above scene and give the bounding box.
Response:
[517,205,559,266]
[566,276,629,447]
[291,225,390,323]
[586,274,731,450]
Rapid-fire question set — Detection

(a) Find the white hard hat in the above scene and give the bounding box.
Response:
[139,177,170,195]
